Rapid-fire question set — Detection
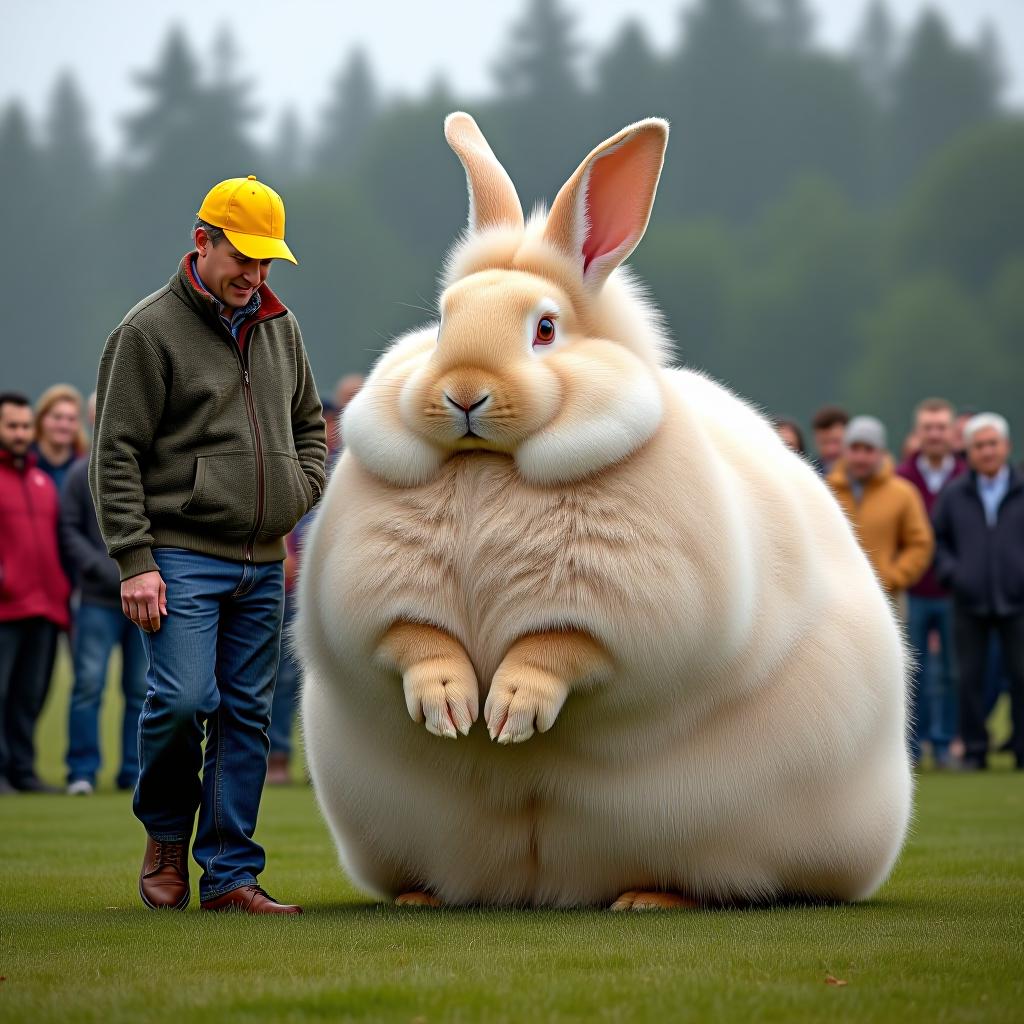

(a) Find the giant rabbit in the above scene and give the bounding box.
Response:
[297,113,912,909]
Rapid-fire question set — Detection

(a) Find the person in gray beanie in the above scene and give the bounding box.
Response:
[826,414,933,631]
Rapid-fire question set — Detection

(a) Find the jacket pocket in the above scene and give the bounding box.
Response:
[181,451,258,536]
[258,452,311,541]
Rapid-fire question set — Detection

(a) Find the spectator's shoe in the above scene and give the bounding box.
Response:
[956,757,988,772]
[67,779,94,796]
[200,885,302,915]
[266,752,291,786]
[0,777,17,796]
[997,734,1016,753]
[139,837,190,910]
[13,776,61,794]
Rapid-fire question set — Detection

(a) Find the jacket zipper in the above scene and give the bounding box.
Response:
[21,469,44,589]
[238,351,264,563]
[210,300,288,563]
[227,310,287,561]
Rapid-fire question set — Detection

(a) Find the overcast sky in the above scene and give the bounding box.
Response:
[2,0,1021,156]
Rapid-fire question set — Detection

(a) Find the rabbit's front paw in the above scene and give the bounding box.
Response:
[485,664,568,744]
[403,658,479,739]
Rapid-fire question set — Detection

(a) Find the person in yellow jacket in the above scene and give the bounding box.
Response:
[827,416,934,613]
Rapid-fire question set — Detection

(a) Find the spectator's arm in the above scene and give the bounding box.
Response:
[59,466,104,585]
[931,491,958,588]
[290,320,327,508]
[889,486,934,590]
[89,324,167,581]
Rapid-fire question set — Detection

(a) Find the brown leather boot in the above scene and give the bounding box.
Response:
[139,836,190,910]
[200,885,302,915]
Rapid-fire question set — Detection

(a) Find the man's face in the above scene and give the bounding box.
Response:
[815,424,846,466]
[195,229,272,310]
[40,398,80,449]
[845,441,884,483]
[968,427,1010,478]
[916,409,954,462]
[954,414,972,452]
[0,402,33,456]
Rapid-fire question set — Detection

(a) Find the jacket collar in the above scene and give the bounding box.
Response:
[0,446,37,473]
[828,455,893,493]
[968,464,1022,493]
[169,252,288,334]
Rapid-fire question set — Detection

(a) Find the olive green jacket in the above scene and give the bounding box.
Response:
[90,255,327,580]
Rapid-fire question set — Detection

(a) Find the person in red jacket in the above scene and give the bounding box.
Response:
[0,392,71,794]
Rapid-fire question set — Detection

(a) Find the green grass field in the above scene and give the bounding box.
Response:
[1,649,1022,1023]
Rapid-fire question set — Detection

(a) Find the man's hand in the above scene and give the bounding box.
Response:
[122,570,168,633]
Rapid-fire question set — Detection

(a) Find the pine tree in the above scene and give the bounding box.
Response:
[40,72,105,394]
[0,102,49,390]
[765,0,815,53]
[975,22,1006,106]
[889,9,999,187]
[492,0,583,100]
[595,21,664,131]
[490,0,589,208]
[117,26,260,300]
[667,0,774,219]
[314,49,380,176]
[122,26,202,165]
[268,106,305,183]
[853,0,899,108]
[44,72,98,191]
[199,28,259,175]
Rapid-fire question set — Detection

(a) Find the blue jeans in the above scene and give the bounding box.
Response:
[67,602,147,788]
[135,548,284,901]
[907,595,957,761]
[268,593,300,756]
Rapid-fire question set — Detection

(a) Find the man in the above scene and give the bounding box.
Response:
[91,176,327,913]
[0,392,70,794]
[933,413,1024,771]
[61,393,147,795]
[827,416,933,617]
[811,405,849,477]
[952,407,977,460]
[896,399,967,766]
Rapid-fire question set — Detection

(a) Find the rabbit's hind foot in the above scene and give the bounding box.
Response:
[395,891,443,908]
[610,891,699,911]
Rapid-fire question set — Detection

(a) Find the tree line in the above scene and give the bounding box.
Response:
[2,0,1021,440]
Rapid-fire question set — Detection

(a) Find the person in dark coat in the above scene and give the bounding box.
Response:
[933,413,1024,770]
[60,416,147,795]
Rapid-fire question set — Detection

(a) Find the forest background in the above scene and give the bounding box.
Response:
[4,0,1022,441]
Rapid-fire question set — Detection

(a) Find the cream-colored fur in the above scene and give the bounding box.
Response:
[298,113,912,908]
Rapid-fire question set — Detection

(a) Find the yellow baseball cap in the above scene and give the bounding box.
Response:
[197,175,297,264]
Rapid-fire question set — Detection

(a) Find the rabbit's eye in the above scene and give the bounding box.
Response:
[535,317,556,346]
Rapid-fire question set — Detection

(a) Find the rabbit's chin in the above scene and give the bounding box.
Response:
[345,374,664,488]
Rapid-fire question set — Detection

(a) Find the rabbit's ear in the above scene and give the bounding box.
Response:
[544,119,668,292]
[445,112,524,233]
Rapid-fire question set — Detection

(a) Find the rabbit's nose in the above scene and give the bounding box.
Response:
[444,392,490,414]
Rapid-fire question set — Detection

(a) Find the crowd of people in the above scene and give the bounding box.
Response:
[0,373,361,797]
[0,383,1020,798]
[775,400,1022,770]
